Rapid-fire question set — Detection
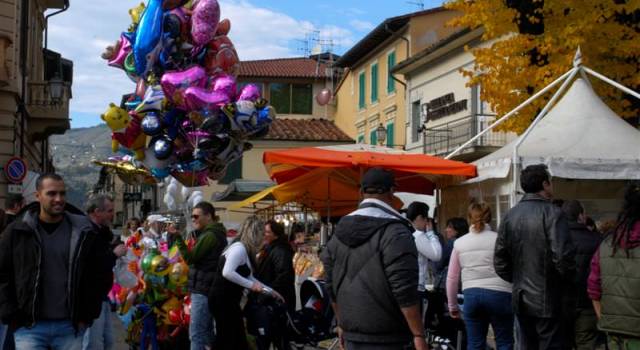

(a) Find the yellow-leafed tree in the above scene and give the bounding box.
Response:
[445,0,640,133]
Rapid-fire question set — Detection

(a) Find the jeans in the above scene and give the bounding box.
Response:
[462,288,514,350]
[14,320,85,350]
[190,292,215,350]
[82,301,113,350]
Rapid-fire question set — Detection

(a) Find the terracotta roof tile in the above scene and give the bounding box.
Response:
[260,119,353,142]
[238,57,328,79]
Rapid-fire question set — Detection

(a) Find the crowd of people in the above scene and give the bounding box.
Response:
[0,164,639,350]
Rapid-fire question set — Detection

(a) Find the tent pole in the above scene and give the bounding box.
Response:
[511,67,581,206]
[446,68,576,159]
[583,67,640,101]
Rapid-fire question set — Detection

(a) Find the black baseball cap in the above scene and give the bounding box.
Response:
[361,167,395,194]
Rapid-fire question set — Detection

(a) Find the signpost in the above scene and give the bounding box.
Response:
[4,157,28,184]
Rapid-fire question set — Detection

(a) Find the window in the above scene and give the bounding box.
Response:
[292,84,313,114]
[411,100,421,143]
[219,157,243,184]
[269,83,290,115]
[358,72,365,109]
[370,129,377,145]
[371,63,379,103]
[387,52,396,94]
[357,134,364,143]
[269,83,312,115]
[386,123,394,147]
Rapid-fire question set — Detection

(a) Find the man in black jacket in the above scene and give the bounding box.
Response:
[321,168,427,350]
[82,194,127,350]
[0,173,115,350]
[561,200,602,350]
[494,164,576,349]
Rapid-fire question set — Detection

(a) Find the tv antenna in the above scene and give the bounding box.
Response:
[406,0,424,10]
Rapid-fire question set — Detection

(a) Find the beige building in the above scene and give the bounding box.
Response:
[0,0,73,205]
[333,7,461,149]
[393,27,513,162]
[197,57,353,226]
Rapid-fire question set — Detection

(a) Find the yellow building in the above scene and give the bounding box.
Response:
[333,7,460,149]
[0,0,73,205]
[198,57,353,226]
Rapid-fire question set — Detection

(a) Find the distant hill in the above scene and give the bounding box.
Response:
[50,124,113,207]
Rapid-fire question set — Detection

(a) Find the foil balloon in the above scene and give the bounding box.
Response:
[224,100,257,134]
[162,0,189,11]
[160,66,207,110]
[150,136,174,160]
[141,252,155,274]
[136,85,165,113]
[115,265,139,289]
[217,18,231,35]
[107,34,132,69]
[131,0,164,76]
[141,112,163,136]
[191,0,220,46]
[123,53,139,82]
[128,2,146,28]
[142,148,172,179]
[237,84,261,102]
[169,262,188,286]
[184,86,231,113]
[200,113,229,134]
[316,88,332,106]
[170,169,209,187]
[211,74,236,100]
[151,255,171,276]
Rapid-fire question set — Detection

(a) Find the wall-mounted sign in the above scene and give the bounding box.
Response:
[424,93,468,120]
[124,192,142,202]
[4,157,28,184]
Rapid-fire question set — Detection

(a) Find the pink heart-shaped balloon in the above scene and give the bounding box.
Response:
[161,66,207,110]
[108,34,132,69]
[184,86,231,114]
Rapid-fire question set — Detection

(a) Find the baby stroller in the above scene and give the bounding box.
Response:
[425,290,466,350]
[287,278,336,349]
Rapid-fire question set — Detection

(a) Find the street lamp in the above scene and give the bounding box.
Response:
[48,73,64,103]
[376,123,386,146]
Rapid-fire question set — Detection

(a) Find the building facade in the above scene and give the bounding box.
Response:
[333,7,461,149]
[393,27,513,162]
[0,0,73,205]
[196,57,353,226]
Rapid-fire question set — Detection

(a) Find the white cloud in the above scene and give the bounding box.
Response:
[349,19,374,32]
[47,0,355,127]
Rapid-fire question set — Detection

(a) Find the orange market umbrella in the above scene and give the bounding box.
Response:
[263,144,477,195]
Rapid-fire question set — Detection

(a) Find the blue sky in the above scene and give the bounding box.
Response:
[47,0,443,128]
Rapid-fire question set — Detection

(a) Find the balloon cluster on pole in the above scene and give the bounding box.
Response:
[100,0,275,187]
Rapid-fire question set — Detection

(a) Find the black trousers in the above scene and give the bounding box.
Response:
[517,314,566,350]
[245,300,290,350]
[211,298,248,350]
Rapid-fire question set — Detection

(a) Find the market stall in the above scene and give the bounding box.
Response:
[441,59,640,227]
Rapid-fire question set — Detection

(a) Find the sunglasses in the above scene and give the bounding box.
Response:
[191,214,200,220]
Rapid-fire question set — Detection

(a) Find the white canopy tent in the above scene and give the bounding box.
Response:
[440,51,640,226]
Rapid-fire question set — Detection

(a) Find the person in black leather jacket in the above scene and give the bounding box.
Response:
[494,164,576,349]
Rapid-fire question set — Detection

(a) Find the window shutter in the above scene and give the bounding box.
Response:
[387,52,396,93]
[358,73,365,109]
[386,123,394,147]
[370,129,377,145]
[371,64,378,102]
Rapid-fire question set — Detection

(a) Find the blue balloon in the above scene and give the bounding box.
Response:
[132,0,165,77]
[142,112,163,136]
[150,136,173,160]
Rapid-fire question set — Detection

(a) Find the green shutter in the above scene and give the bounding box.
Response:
[358,72,365,109]
[357,134,364,143]
[386,123,394,147]
[219,157,243,184]
[387,52,396,93]
[371,64,378,103]
[370,129,377,145]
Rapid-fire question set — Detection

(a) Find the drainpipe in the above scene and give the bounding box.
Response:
[18,0,29,158]
[44,0,70,50]
[384,23,408,90]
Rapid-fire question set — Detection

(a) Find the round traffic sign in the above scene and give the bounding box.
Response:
[4,157,28,184]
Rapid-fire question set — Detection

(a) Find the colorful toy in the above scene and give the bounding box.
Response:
[100,103,146,160]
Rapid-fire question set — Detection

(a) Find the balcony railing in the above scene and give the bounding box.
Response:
[423,114,507,157]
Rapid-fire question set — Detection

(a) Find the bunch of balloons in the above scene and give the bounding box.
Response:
[111,228,194,347]
[100,0,274,187]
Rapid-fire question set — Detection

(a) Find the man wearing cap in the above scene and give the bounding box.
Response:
[321,167,428,350]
